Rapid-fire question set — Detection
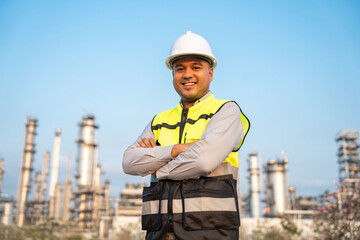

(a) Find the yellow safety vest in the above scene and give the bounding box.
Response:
[151,94,250,177]
[142,94,250,240]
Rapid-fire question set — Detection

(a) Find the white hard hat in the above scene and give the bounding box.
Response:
[165,31,217,70]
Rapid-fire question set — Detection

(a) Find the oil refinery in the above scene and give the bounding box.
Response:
[0,115,111,237]
[0,115,359,239]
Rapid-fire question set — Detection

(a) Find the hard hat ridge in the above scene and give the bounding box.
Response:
[165,31,217,70]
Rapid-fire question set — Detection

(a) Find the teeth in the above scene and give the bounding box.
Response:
[184,83,195,86]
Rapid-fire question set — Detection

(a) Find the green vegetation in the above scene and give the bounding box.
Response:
[112,218,146,240]
[0,218,84,240]
[252,216,304,240]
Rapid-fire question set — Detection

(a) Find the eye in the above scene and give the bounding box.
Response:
[176,67,184,72]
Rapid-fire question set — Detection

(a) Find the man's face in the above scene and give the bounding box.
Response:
[172,56,213,108]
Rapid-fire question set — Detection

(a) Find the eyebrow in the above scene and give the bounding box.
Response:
[174,61,204,68]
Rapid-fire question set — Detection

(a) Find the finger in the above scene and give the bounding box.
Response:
[148,137,156,148]
[141,137,150,147]
[145,137,155,148]
[141,136,153,148]
[137,138,147,148]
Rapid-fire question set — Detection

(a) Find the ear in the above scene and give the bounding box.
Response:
[209,67,214,83]
[172,70,175,77]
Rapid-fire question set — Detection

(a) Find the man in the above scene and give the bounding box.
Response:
[123,31,250,240]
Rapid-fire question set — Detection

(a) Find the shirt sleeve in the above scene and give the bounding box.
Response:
[122,120,174,176]
[156,102,244,180]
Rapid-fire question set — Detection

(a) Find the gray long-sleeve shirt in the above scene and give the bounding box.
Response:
[122,92,244,181]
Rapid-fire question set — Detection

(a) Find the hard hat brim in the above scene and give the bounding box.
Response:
[165,53,217,70]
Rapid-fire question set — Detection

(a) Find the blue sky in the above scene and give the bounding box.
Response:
[0,0,359,202]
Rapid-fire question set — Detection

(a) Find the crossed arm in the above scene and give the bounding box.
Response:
[136,136,195,159]
[136,136,195,176]
[122,102,244,180]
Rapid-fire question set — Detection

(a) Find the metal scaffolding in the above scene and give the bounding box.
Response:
[62,153,72,223]
[29,172,41,224]
[336,130,360,182]
[39,151,50,221]
[117,183,144,216]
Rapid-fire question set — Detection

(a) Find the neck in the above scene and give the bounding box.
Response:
[181,100,195,109]
[180,91,212,109]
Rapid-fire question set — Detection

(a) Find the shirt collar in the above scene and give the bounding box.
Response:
[179,90,213,108]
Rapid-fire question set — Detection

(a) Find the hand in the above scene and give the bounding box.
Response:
[136,137,157,176]
[136,136,156,148]
[171,142,196,158]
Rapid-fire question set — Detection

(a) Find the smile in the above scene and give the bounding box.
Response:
[183,83,196,86]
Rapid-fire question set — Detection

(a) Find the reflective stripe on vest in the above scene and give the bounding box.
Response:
[141,177,241,235]
[142,197,237,215]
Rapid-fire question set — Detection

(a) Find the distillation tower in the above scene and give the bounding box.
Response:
[49,128,61,218]
[247,153,261,218]
[0,159,4,193]
[39,151,50,221]
[71,114,109,231]
[336,130,360,182]
[19,150,51,225]
[264,156,289,217]
[29,172,41,224]
[16,117,37,227]
[62,153,72,223]
[0,158,13,225]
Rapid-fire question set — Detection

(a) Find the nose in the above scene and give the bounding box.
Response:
[183,68,193,79]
